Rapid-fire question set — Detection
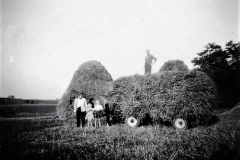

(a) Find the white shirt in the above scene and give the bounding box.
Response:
[74,98,87,112]
[94,104,103,111]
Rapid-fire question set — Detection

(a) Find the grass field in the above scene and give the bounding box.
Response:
[0,106,240,160]
[0,104,57,117]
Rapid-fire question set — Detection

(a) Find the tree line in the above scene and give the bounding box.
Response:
[160,41,240,109]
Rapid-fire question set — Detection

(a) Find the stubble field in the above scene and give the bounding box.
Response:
[0,105,240,160]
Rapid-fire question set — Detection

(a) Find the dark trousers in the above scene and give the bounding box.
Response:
[76,108,86,127]
[106,115,112,126]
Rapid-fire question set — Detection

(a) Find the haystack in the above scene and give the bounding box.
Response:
[57,60,113,120]
[159,60,189,72]
[108,70,218,126]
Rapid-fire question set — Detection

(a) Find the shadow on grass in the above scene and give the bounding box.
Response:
[209,144,240,160]
[209,118,240,160]
[140,114,220,129]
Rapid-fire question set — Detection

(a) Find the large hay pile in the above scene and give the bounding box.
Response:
[57,60,113,120]
[108,70,218,126]
[159,60,189,72]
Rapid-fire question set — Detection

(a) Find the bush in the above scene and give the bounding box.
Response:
[56,60,113,120]
[108,70,218,127]
[159,60,189,72]
[192,41,240,108]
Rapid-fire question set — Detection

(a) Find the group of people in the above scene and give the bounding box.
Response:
[73,92,112,128]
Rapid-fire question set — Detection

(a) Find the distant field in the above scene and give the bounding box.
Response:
[0,99,58,105]
[0,104,57,117]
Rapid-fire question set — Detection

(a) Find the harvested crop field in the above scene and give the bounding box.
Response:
[0,111,240,160]
[0,104,57,118]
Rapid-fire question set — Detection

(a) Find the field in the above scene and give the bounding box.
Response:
[0,104,57,117]
[0,105,240,160]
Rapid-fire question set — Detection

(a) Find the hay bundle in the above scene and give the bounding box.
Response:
[159,60,189,72]
[57,60,113,120]
[108,70,218,126]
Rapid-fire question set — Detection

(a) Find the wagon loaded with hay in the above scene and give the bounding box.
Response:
[108,70,218,129]
[56,60,113,120]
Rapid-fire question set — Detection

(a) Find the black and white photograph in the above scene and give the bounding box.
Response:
[0,0,240,159]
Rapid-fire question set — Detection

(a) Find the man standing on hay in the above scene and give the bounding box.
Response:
[73,92,87,128]
[144,49,157,75]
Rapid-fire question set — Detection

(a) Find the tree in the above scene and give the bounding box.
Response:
[192,41,240,108]
[159,60,189,72]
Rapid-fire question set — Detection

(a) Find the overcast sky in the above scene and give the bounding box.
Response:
[1,0,239,99]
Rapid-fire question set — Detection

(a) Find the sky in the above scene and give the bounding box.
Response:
[1,0,239,100]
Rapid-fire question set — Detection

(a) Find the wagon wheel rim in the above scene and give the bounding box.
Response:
[126,116,139,127]
[174,118,187,129]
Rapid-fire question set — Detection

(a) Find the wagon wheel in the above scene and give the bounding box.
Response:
[173,118,188,130]
[125,116,140,127]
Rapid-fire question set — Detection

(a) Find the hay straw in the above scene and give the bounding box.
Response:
[57,60,113,120]
[108,71,218,126]
[159,60,189,72]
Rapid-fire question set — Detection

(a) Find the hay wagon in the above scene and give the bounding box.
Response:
[108,71,218,129]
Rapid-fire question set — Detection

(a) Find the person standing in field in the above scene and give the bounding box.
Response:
[85,103,94,127]
[105,103,112,126]
[94,100,103,127]
[73,92,87,128]
[144,49,157,75]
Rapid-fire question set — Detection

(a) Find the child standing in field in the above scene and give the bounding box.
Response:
[94,100,104,127]
[105,103,112,126]
[85,103,94,127]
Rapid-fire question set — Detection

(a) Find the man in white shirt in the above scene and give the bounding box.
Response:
[144,49,157,75]
[74,92,87,128]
